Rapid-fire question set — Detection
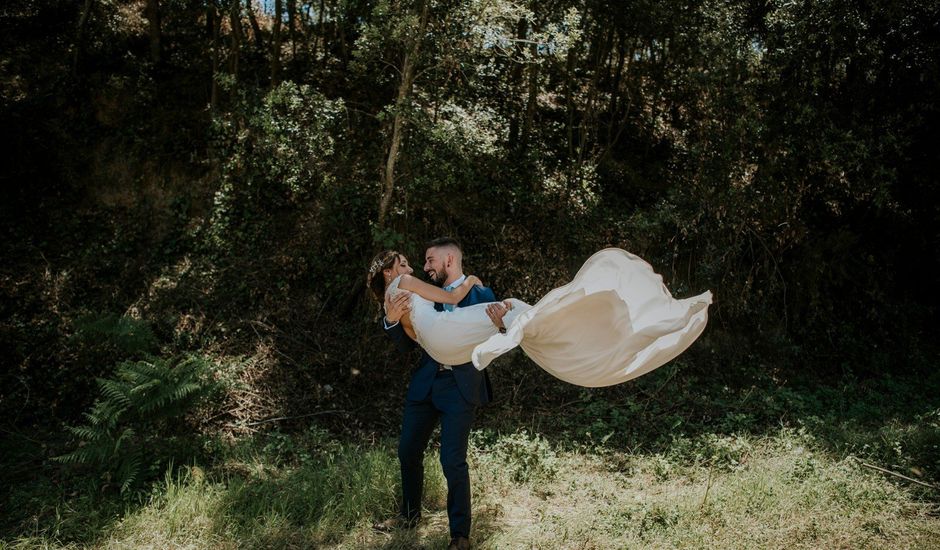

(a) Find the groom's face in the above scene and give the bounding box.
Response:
[424,247,450,287]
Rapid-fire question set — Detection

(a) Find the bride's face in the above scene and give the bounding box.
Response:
[388,256,414,279]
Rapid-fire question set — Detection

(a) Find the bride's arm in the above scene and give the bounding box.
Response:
[398,274,482,305]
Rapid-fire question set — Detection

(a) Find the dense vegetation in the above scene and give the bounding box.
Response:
[1,0,938,547]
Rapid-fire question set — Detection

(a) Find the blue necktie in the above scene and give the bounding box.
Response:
[443,283,457,311]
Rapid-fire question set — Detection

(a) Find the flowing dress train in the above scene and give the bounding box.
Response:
[385,248,712,387]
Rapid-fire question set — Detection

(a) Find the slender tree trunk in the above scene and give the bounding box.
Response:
[578,25,609,161]
[145,0,162,64]
[287,0,296,58]
[312,0,325,64]
[507,18,528,147]
[245,0,265,52]
[377,0,430,229]
[209,1,221,110]
[229,0,242,80]
[271,0,283,87]
[337,4,349,68]
[72,0,94,76]
[298,1,311,57]
[564,43,578,159]
[520,33,541,152]
[607,32,626,145]
[600,41,634,160]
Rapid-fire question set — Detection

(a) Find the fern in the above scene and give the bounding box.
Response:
[55,354,215,493]
[71,314,158,357]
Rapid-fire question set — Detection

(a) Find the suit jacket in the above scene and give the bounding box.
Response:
[382,284,495,405]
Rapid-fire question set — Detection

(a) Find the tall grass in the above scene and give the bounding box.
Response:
[4,366,939,549]
[4,424,938,549]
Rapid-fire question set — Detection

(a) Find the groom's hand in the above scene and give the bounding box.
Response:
[384,291,412,324]
[486,302,508,331]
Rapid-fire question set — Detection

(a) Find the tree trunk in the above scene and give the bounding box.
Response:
[520,36,541,152]
[607,31,626,145]
[312,0,325,64]
[72,0,94,76]
[145,0,161,64]
[578,25,610,163]
[297,1,311,57]
[229,0,242,80]
[600,41,635,160]
[245,0,265,52]
[564,43,578,159]
[270,0,283,87]
[337,4,349,68]
[287,0,296,58]
[507,17,528,147]
[209,1,221,110]
[377,0,430,229]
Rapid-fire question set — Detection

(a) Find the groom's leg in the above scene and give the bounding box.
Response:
[398,396,438,522]
[432,371,477,539]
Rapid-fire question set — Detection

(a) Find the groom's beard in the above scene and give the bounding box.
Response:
[427,268,447,287]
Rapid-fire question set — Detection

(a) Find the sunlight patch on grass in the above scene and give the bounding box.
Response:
[9,428,937,549]
[102,468,232,550]
[457,429,940,549]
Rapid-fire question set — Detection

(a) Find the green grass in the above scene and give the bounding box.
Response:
[3,427,939,549]
[3,371,939,549]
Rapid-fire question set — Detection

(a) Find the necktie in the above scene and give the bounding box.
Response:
[443,286,455,312]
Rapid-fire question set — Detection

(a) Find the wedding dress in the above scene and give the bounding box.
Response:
[385,248,712,387]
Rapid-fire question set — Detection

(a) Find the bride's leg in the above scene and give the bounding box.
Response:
[400,315,418,342]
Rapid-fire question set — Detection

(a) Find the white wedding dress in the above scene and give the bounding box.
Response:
[385,248,712,387]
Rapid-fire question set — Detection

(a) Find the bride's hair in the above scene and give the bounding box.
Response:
[367,250,401,302]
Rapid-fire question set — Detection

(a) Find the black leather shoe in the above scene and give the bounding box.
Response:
[372,515,419,532]
[447,536,470,550]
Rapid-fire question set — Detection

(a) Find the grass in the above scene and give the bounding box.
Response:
[3,370,940,549]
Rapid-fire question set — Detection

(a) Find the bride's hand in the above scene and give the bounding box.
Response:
[467,275,483,287]
[384,291,412,323]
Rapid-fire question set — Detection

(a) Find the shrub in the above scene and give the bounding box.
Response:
[489,430,559,483]
[70,313,159,358]
[55,354,217,493]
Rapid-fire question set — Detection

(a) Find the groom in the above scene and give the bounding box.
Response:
[378,237,506,550]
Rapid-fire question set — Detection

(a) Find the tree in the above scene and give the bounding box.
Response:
[377,0,431,229]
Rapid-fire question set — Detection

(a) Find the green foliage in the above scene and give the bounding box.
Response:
[207,81,344,247]
[3,0,938,472]
[55,354,217,494]
[370,223,406,249]
[4,5,939,545]
[484,429,559,483]
[70,314,158,357]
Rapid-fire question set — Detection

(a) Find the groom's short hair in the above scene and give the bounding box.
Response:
[426,236,462,253]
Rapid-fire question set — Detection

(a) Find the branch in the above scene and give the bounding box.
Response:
[856,459,939,490]
[242,409,347,427]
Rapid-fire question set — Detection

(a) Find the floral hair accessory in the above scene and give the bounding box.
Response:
[366,250,398,283]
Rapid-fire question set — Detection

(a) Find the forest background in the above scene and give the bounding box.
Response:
[1,0,939,547]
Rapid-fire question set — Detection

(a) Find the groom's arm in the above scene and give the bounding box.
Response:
[471,285,509,331]
[467,285,496,305]
[381,317,417,353]
[381,291,416,354]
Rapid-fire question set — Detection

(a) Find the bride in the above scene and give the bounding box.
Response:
[368,248,712,388]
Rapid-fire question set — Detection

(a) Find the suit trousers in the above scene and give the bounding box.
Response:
[397,369,476,538]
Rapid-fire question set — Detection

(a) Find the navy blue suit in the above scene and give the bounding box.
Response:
[382,284,495,539]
